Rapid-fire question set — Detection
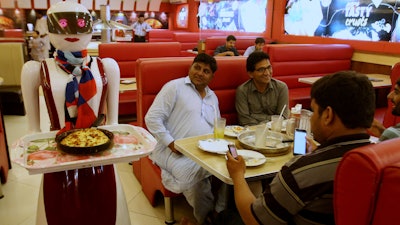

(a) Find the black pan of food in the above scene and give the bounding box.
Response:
[55,128,114,155]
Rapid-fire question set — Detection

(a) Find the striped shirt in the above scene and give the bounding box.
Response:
[252,134,371,225]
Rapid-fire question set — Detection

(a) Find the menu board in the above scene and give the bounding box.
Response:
[284,0,400,42]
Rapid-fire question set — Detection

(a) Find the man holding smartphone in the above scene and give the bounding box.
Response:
[219,71,375,225]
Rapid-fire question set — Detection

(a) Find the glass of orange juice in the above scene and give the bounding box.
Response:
[214,118,226,139]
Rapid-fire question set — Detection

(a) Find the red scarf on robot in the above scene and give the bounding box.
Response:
[55,49,97,134]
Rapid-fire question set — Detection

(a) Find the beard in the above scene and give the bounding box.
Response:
[392,103,400,116]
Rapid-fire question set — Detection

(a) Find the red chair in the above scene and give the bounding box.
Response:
[135,57,193,224]
[382,62,400,127]
[334,138,400,225]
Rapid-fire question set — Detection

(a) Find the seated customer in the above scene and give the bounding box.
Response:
[243,37,265,57]
[236,51,289,126]
[214,35,240,56]
[145,53,223,225]
[222,71,375,225]
[369,77,400,141]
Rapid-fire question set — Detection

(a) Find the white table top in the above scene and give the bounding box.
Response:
[120,77,136,92]
[298,74,391,88]
[174,133,294,184]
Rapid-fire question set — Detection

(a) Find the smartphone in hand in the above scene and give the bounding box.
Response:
[293,129,307,155]
[227,144,238,159]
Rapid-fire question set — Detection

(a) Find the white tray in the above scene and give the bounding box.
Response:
[12,124,156,174]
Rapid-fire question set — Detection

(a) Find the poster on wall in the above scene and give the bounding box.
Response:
[177,4,188,28]
[198,0,267,32]
[284,0,400,42]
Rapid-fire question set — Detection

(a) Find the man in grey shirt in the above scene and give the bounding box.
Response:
[235,51,289,126]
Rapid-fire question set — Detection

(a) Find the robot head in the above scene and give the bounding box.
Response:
[47,1,92,52]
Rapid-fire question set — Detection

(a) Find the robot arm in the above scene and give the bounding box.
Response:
[21,60,42,133]
[101,57,120,125]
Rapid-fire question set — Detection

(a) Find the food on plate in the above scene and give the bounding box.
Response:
[60,128,110,147]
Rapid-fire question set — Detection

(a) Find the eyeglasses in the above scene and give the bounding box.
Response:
[255,66,272,73]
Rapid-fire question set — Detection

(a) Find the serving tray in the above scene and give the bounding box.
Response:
[12,124,156,174]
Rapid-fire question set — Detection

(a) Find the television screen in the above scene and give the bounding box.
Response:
[198,0,268,32]
[284,0,400,42]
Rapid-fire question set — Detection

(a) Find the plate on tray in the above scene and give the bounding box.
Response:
[224,125,246,138]
[237,130,291,156]
[198,139,231,154]
[237,150,266,167]
[266,119,288,132]
[12,124,156,174]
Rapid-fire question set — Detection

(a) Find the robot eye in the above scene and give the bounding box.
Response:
[59,19,68,28]
[77,19,86,28]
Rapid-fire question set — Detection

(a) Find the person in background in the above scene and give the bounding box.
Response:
[243,37,266,57]
[29,30,46,62]
[214,35,240,56]
[145,53,224,225]
[369,77,400,141]
[221,71,375,225]
[132,14,152,42]
[236,51,289,126]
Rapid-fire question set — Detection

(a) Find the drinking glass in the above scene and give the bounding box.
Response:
[271,115,283,132]
[214,118,226,139]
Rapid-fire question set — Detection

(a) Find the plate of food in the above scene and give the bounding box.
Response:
[55,128,114,155]
[237,130,291,156]
[237,150,267,167]
[224,125,246,138]
[266,119,288,132]
[198,139,230,154]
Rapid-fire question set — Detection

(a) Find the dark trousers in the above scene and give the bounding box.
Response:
[134,35,146,42]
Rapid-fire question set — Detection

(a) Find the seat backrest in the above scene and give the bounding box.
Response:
[371,161,400,225]
[98,42,182,78]
[264,44,354,89]
[334,138,400,225]
[382,62,400,127]
[136,57,249,128]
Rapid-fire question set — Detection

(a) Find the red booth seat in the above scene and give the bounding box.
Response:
[265,44,354,109]
[98,42,185,122]
[334,138,400,225]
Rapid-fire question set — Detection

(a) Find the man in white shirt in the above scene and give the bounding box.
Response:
[243,37,266,57]
[145,53,223,225]
[132,14,152,42]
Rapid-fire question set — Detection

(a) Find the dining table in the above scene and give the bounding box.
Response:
[174,133,294,185]
[298,73,391,88]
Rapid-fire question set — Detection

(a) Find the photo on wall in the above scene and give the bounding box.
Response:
[284,0,400,42]
[198,0,268,32]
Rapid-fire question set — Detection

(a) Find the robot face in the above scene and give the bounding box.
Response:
[47,1,93,51]
[47,12,92,35]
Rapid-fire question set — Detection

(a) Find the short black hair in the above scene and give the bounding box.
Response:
[255,37,265,44]
[311,71,375,129]
[246,51,270,72]
[226,35,236,42]
[138,14,145,18]
[193,53,217,73]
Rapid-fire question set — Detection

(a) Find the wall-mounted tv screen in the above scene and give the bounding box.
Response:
[284,0,400,42]
[198,0,267,32]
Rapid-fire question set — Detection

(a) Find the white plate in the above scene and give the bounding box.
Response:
[266,120,288,132]
[198,139,230,154]
[237,150,266,167]
[225,125,246,138]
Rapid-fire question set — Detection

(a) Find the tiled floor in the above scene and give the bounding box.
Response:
[0,97,195,225]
